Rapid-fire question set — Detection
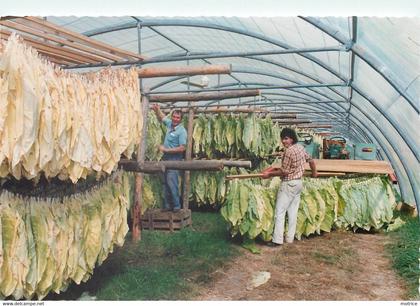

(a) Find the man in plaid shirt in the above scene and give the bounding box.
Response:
[262,128,317,247]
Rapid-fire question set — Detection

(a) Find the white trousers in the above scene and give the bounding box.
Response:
[272,179,303,244]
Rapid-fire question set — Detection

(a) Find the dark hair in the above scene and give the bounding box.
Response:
[280,127,298,144]
[172,109,183,118]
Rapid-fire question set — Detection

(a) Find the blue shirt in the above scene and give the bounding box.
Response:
[162,117,187,160]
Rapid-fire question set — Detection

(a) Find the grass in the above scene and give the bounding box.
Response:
[386,212,420,300]
[46,212,240,301]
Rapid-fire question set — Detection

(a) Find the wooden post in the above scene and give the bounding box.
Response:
[137,64,231,78]
[132,93,150,241]
[182,108,195,210]
[149,89,260,102]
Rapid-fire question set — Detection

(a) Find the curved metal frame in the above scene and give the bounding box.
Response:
[300,17,419,113]
[80,17,418,205]
[128,19,419,163]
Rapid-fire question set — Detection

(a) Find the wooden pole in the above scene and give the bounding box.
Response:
[119,159,252,173]
[119,160,166,173]
[132,93,150,241]
[221,160,252,168]
[137,64,231,78]
[266,113,297,119]
[298,125,332,129]
[182,108,195,210]
[273,120,312,124]
[149,89,260,102]
[162,107,268,114]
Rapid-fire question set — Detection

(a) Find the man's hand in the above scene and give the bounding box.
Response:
[151,104,160,112]
[151,104,165,121]
[158,145,167,153]
[261,172,271,179]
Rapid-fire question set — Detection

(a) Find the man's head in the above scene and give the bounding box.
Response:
[171,109,183,127]
[280,127,298,148]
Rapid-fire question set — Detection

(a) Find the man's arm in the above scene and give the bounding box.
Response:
[150,104,165,122]
[159,145,186,154]
[309,159,318,178]
[261,166,284,179]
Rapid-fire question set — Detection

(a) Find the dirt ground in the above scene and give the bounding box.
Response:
[197,230,406,301]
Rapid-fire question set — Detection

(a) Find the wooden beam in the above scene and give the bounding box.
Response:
[0,19,121,62]
[196,107,267,113]
[137,64,231,78]
[0,29,99,64]
[120,160,223,172]
[273,119,312,124]
[317,132,340,136]
[19,17,145,61]
[298,125,332,129]
[149,89,260,102]
[162,107,268,114]
[182,108,195,210]
[266,113,297,119]
[119,159,252,173]
[272,159,394,175]
[220,160,252,168]
[307,159,394,175]
[225,171,346,180]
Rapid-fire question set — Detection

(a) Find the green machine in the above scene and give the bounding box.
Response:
[353,143,377,160]
[298,133,320,159]
[323,136,351,159]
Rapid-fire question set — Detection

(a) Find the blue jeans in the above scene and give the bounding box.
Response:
[163,170,181,210]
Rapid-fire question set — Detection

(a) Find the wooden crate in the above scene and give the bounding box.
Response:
[141,208,192,231]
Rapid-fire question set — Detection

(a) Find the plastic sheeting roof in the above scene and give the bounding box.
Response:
[45,16,419,209]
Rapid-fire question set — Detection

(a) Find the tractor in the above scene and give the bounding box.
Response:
[322,136,350,159]
[298,133,320,159]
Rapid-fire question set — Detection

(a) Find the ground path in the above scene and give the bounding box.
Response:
[197,231,406,300]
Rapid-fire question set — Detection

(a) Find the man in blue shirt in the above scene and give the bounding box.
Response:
[151,104,187,212]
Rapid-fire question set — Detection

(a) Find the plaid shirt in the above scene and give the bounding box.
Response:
[281,144,311,181]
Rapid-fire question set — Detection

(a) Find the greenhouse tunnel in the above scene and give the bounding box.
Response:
[30,16,420,212]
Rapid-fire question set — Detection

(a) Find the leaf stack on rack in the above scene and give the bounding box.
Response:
[0,34,142,183]
[0,171,131,300]
[0,34,141,300]
[192,113,280,159]
[140,112,165,212]
[141,112,282,209]
[221,175,398,242]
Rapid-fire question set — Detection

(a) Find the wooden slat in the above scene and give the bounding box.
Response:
[37,50,85,64]
[0,19,120,62]
[273,159,394,175]
[37,53,75,66]
[0,29,98,64]
[225,171,346,180]
[19,17,144,61]
[1,30,83,64]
